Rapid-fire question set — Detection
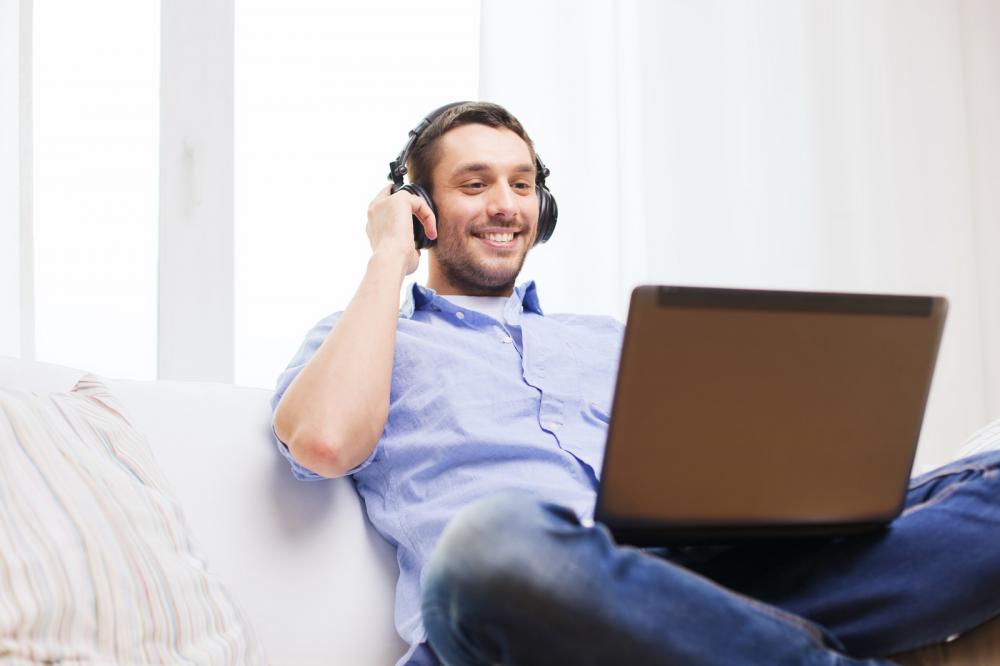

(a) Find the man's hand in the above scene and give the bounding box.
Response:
[366,185,437,275]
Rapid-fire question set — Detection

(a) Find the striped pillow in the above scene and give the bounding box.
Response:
[0,374,264,664]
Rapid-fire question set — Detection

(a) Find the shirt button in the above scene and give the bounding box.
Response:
[501,335,513,344]
[545,421,561,431]
[455,311,465,320]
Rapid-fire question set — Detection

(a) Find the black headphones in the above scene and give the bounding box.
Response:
[388,101,558,250]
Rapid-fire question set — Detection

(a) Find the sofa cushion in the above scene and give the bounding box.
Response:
[0,375,265,664]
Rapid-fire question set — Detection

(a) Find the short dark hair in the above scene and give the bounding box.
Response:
[406,101,536,192]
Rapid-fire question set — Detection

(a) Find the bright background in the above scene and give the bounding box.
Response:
[32,1,159,379]
[4,0,1000,471]
[234,0,478,388]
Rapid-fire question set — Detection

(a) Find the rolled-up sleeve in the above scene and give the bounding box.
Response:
[269,311,366,481]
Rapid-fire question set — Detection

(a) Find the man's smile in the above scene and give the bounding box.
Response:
[472,228,523,249]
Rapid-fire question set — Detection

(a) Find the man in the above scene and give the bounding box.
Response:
[271,102,1000,665]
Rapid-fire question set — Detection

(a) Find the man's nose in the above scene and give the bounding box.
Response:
[486,183,517,219]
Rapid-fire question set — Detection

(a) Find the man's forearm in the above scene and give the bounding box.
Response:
[274,249,408,477]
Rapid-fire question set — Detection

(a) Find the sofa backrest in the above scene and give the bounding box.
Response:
[0,356,407,665]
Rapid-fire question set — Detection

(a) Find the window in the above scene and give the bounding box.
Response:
[32,0,159,378]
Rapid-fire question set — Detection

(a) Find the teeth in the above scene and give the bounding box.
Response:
[482,232,514,242]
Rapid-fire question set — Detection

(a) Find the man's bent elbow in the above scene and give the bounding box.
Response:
[287,429,376,478]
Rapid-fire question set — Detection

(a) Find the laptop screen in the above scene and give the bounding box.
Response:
[595,286,947,543]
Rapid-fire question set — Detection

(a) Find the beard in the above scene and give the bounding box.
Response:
[431,222,533,296]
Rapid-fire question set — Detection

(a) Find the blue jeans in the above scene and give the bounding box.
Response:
[419,451,1000,665]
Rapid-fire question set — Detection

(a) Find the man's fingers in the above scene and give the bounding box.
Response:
[410,194,437,240]
[367,184,395,218]
[369,183,436,242]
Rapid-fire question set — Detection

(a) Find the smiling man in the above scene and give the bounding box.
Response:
[270,102,1000,666]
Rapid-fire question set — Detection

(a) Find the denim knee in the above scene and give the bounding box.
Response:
[421,492,579,623]
[424,493,568,590]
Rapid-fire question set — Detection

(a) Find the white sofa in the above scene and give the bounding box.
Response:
[2,354,998,665]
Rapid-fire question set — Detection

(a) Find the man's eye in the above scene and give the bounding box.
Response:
[464,182,486,190]
[513,182,533,191]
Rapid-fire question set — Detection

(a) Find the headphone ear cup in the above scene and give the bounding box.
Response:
[534,185,558,246]
[397,183,437,250]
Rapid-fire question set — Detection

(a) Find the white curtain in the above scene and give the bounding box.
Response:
[480,0,1000,470]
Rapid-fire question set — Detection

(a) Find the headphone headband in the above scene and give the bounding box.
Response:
[388,102,466,186]
[388,101,551,189]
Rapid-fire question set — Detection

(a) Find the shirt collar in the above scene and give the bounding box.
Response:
[401,280,544,319]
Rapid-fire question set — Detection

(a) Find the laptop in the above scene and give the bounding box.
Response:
[594,285,948,546]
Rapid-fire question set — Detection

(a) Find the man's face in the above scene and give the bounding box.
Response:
[425,123,539,297]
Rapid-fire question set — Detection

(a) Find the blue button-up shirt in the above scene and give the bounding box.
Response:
[270,281,624,663]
